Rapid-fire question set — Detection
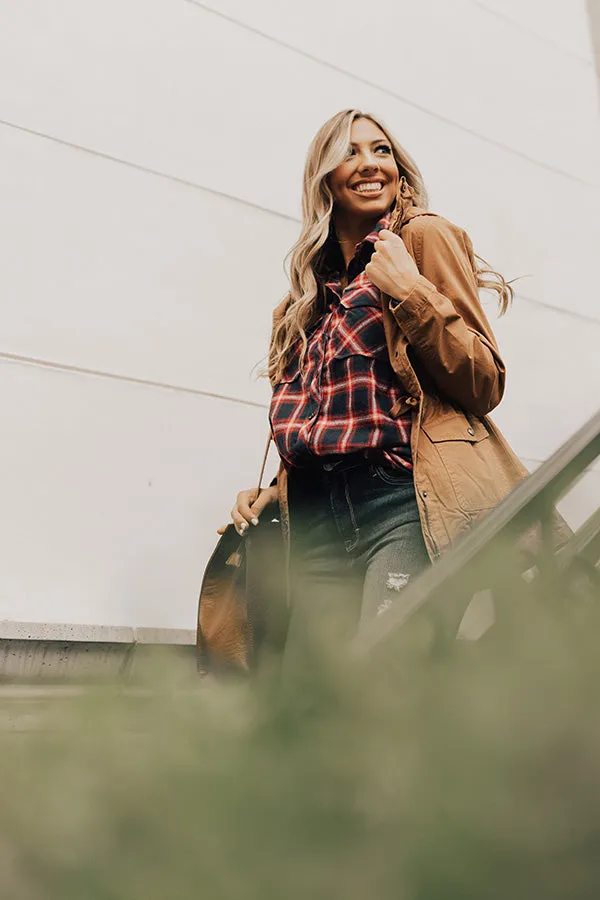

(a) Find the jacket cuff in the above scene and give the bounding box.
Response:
[388,275,437,318]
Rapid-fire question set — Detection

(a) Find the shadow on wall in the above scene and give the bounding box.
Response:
[588,0,600,81]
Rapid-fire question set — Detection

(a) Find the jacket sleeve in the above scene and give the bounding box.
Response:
[390,216,506,416]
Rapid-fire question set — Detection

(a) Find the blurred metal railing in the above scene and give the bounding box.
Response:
[355,409,600,657]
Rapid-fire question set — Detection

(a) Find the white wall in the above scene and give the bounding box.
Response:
[0,0,598,632]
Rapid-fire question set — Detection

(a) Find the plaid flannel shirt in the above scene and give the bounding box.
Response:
[269,211,413,471]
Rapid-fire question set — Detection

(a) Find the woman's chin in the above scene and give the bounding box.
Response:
[346,193,392,216]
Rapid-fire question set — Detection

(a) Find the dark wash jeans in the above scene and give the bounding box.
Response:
[282,454,430,673]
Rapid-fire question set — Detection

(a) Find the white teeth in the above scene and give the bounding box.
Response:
[353,182,383,193]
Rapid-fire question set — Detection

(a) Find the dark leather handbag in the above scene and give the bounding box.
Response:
[196,437,288,675]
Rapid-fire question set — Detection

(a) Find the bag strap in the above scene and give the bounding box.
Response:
[256,432,273,496]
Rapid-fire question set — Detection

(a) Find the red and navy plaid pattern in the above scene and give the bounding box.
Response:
[269,211,413,471]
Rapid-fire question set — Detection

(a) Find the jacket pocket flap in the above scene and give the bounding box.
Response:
[421,416,489,443]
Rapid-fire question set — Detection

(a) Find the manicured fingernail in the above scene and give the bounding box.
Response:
[239,523,247,534]
[251,518,259,526]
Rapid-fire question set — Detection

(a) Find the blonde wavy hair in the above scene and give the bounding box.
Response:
[268,108,513,384]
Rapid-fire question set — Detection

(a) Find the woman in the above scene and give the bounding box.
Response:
[217,108,531,658]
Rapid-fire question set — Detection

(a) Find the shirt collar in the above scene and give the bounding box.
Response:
[360,210,392,249]
[323,210,393,307]
[332,209,392,257]
[323,208,392,276]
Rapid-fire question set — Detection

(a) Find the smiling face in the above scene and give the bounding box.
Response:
[327,117,400,224]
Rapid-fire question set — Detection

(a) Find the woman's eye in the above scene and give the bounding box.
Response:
[346,145,391,157]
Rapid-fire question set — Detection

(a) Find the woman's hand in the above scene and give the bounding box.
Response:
[217,484,279,537]
[365,229,420,301]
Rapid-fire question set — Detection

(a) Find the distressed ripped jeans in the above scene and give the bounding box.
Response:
[283,456,431,671]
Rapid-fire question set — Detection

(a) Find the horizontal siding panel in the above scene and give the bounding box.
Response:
[0,360,275,630]
[201,0,599,180]
[1,113,599,383]
[1,4,598,320]
[475,0,595,62]
[1,0,597,185]
[0,125,289,406]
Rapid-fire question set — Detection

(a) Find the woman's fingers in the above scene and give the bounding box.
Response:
[236,490,260,527]
[216,485,279,537]
[231,507,251,535]
[250,486,278,517]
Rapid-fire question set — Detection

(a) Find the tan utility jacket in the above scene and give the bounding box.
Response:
[270,206,545,562]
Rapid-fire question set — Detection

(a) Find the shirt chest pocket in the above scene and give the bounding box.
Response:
[420,415,500,513]
[330,307,388,362]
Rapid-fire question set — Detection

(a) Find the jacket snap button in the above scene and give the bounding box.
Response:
[467,427,475,436]
[421,490,428,499]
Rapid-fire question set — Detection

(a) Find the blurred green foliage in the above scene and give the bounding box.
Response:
[1,589,600,900]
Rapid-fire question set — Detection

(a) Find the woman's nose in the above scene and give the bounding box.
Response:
[358,151,379,169]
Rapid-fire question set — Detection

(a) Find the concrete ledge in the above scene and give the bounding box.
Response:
[0,622,197,681]
[0,621,195,645]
